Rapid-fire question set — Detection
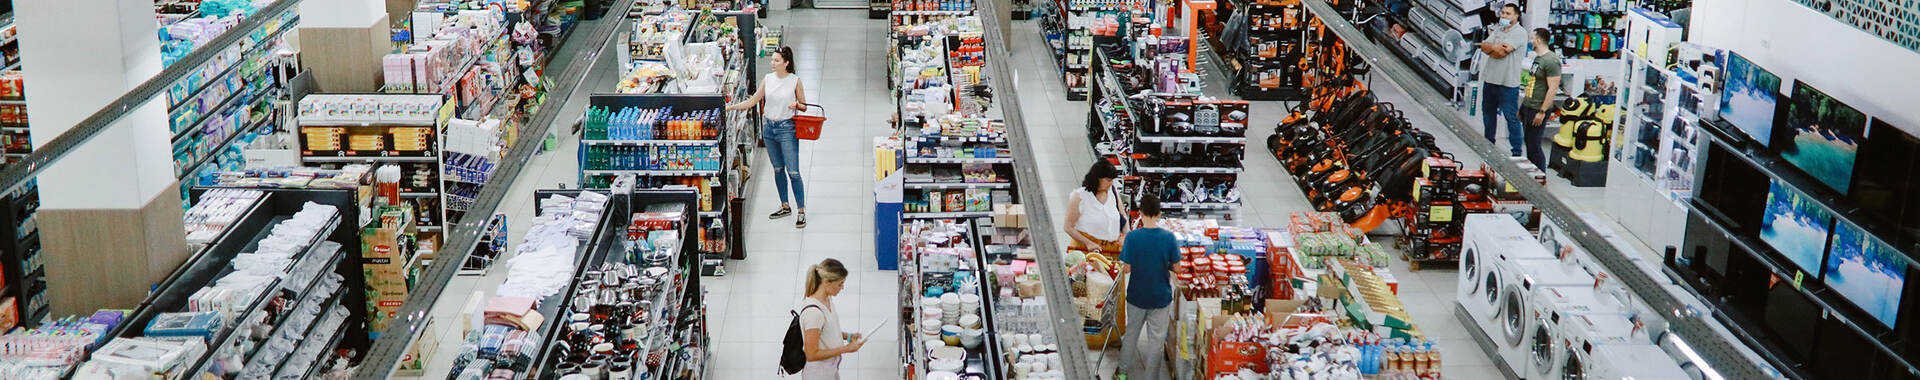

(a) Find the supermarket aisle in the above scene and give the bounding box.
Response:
[701,10,903,380]
[409,15,619,377]
[1003,22,1510,378]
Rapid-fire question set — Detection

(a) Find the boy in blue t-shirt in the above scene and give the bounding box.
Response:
[1117,197,1179,379]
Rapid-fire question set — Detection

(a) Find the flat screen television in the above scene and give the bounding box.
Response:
[1822,219,1908,328]
[1775,80,1868,195]
[1759,178,1834,275]
[1763,280,1822,361]
[1718,52,1783,146]
[1848,118,1919,235]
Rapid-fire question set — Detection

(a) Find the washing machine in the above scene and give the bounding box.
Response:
[1493,258,1597,373]
[1559,343,1692,380]
[1459,215,1556,335]
[1534,309,1648,379]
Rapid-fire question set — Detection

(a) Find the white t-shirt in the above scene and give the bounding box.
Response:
[799,298,844,351]
[1071,187,1123,242]
[764,72,802,121]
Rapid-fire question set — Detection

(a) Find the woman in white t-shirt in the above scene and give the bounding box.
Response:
[727,46,811,228]
[1064,161,1127,253]
[797,258,862,379]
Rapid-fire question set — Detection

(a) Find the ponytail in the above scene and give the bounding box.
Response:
[804,259,849,296]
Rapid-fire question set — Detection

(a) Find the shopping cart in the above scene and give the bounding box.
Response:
[1092,270,1128,374]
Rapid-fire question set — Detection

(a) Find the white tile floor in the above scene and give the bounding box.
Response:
[402,8,1679,380]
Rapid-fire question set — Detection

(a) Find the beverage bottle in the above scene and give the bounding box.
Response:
[612,108,627,140]
[610,108,624,140]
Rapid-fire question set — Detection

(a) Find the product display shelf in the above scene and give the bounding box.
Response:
[248,272,347,377]
[892,22,987,132]
[1673,199,1873,380]
[1045,0,1149,101]
[975,217,1074,380]
[1357,11,1464,97]
[97,188,367,379]
[1224,0,1311,100]
[1087,44,1251,217]
[0,183,41,326]
[493,189,623,380]
[175,94,282,179]
[579,93,739,263]
[291,316,353,379]
[175,220,332,378]
[297,95,456,239]
[895,118,1019,221]
[1545,0,1627,60]
[897,218,1006,379]
[1612,41,1711,206]
[633,192,708,380]
[166,73,274,143]
[385,29,509,98]
[523,189,707,380]
[1083,45,1134,162]
[161,10,297,111]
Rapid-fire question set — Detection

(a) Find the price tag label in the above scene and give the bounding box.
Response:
[1429,206,1453,222]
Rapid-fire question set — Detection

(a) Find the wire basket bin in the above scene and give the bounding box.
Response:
[793,103,824,140]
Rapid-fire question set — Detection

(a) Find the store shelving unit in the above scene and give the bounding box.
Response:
[891,25,992,132]
[894,119,1020,220]
[1225,0,1310,100]
[1545,0,1627,60]
[895,218,1004,379]
[1355,0,1475,98]
[524,189,709,380]
[579,93,741,265]
[0,183,39,326]
[166,10,298,188]
[611,9,758,267]
[1042,0,1149,101]
[1602,9,1692,251]
[296,96,454,238]
[1086,47,1249,216]
[111,188,369,379]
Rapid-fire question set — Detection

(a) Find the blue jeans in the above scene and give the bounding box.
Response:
[1482,83,1523,156]
[763,119,805,209]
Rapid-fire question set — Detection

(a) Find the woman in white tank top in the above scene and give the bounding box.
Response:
[1065,161,1127,253]
[727,46,811,228]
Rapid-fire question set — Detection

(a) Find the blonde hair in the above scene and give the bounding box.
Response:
[805,259,849,296]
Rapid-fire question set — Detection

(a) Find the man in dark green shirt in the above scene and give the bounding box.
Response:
[1520,28,1561,168]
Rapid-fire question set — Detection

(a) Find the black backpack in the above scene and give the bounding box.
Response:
[780,304,823,374]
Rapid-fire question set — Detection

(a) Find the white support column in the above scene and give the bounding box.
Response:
[300,0,392,92]
[16,0,187,316]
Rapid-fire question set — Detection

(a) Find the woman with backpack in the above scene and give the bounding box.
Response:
[784,259,863,378]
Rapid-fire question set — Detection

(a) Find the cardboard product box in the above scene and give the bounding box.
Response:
[1206,341,1266,375]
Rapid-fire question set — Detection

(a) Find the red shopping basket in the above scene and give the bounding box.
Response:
[792,103,825,140]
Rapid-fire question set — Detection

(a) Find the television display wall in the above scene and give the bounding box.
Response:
[1775,80,1869,195]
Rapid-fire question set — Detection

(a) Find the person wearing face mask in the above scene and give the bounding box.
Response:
[1519,28,1561,168]
[1476,3,1529,158]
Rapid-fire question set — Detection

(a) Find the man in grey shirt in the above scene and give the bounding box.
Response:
[1478,3,1528,157]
